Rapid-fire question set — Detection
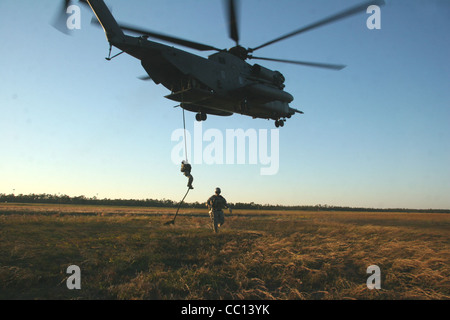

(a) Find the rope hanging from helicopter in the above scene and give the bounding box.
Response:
[182,106,188,163]
[166,90,192,226]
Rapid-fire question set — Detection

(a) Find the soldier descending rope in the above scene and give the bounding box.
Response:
[181,160,194,189]
[207,187,232,233]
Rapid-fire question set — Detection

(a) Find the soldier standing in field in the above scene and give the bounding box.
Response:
[206,187,232,233]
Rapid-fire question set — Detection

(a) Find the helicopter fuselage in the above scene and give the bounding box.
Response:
[111,35,301,123]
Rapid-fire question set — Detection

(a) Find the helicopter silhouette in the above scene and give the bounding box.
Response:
[54,0,384,128]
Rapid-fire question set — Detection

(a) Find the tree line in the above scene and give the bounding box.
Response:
[1,193,449,213]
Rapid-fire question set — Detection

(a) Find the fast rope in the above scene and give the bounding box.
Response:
[182,107,188,162]
[165,95,191,226]
[164,187,190,225]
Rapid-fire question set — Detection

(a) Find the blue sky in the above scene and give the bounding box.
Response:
[1,0,449,209]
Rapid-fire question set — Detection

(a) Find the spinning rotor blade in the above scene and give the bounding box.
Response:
[249,56,346,70]
[250,0,385,52]
[226,0,240,45]
[91,18,221,52]
[51,0,72,34]
[52,1,89,34]
[121,23,222,51]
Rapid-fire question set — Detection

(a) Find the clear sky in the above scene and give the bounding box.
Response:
[1,0,449,209]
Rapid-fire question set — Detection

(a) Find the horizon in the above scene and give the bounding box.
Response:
[2,192,449,211]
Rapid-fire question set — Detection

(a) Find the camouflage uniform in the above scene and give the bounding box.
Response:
[181,161,194,189]
[207,189,230,233]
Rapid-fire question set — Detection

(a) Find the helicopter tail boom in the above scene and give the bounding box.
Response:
[86,0,125,42]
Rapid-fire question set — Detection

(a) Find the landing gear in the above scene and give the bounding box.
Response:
[196,112,207,122]
[275,119,285,128]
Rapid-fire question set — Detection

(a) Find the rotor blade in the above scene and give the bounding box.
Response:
[51,0,72,34]
[250,56,346,70]
[250,0,385,52]
[226,0,240,45]
[121,23,222,51]
[92,18,221,52]
[52,0,89,34]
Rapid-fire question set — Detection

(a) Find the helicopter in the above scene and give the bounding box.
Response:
[53,0,384,128]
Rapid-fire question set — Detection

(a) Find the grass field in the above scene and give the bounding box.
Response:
[0,203,449,300]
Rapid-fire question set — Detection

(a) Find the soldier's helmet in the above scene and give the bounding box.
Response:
[215,187,221,195]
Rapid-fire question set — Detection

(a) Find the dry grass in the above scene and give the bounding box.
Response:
[0,203,449,299]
